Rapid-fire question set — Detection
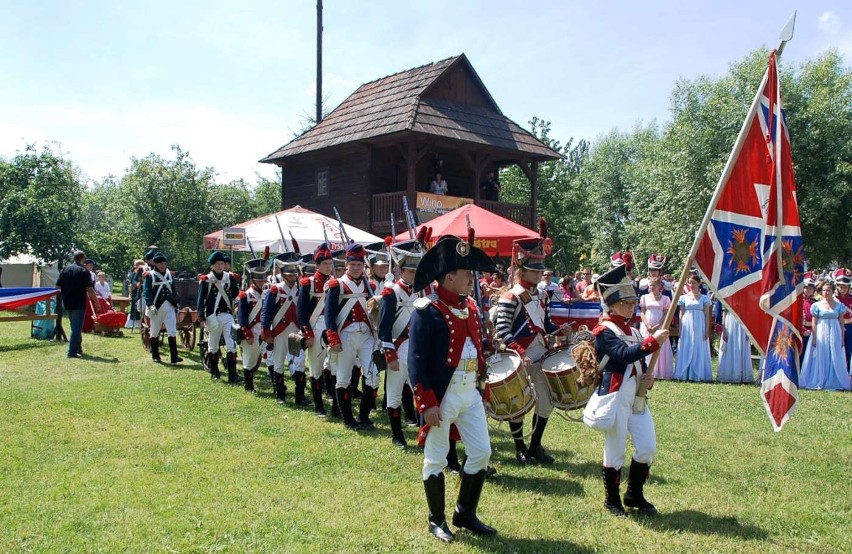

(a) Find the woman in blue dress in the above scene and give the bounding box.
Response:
[799,281,852,391]
[674,274,713,382]
[716,304,754,383]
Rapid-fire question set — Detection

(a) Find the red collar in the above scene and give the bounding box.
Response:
[398,279,413,293]
[519,279,537,291]
[602,314,633,334]
[436,285,466,309]
[314,271,329,283]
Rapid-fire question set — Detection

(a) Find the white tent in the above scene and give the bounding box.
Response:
[0,253,59,288]
[203,205,381,254]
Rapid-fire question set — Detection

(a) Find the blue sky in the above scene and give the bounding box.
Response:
[1,1,849,184]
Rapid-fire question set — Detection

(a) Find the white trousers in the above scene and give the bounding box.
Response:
[603,375,657,469]
[386,340,411,409]
[149,302,177,338]
[329,324,379,388]
[423,370,492,479]
[306,322,327,379]
[205,312,237,353]
[240,323,263,370]
[271,322,299,375]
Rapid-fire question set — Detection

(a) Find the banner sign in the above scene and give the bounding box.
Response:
[416,192,473,222]
[222,227,247,246]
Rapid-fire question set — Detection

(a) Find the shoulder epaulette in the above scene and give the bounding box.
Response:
[381,287,395,297]
[327,279,340,288]
[199,274,208,282]
[592,324,608,336]
[238,291,247,299]
[414,296,433,310]
[299,276,311,287]
[230,272,240,280]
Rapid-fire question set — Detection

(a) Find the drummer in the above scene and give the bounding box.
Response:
[495,219,570,464]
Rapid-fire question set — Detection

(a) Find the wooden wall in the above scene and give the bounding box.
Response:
[280,147,371,231]
[422,63,497,110]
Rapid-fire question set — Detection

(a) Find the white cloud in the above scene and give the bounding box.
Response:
[818,11,841,35]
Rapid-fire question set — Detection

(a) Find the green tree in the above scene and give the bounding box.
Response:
[77,176,141,278]
[0,143,85,264]
[253,170,282,215]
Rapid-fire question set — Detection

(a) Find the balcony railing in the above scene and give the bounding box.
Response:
[371,192,532,235]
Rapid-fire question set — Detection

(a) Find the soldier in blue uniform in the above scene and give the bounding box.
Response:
[378,237,426,448]
[408,234,497,542]
[237,257,269,393]
[592,261,668,517]
[261,252,305,405]
[297,243,337,417]
[197,251,242,383]
[143,251,182,364]
[495,221,570,464]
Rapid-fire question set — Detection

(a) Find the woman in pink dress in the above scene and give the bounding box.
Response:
[640,279,674,379]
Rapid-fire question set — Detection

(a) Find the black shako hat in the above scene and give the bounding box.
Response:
[595,263,639,306]
[244,258,269,280]
[413,234,495,293]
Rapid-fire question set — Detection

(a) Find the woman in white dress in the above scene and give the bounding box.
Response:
[716,305,753,383]
[799,281,852,391]
[673,274,713,382]
[640,279,674,379]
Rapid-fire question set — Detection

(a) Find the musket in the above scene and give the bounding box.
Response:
[332,207,351,244]
[274,215,290,253]
[246,237,258,258]
[322,222,331,248]
[401,196,415,239]
[389,212,397,276]
[465,214,488,334]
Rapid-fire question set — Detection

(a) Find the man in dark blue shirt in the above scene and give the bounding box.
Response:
[56,251,98,358]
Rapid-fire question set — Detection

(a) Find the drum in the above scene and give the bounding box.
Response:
[541,345,594,411]
[485,350,536,421]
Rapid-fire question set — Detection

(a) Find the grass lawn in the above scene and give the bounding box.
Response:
[1,318,849,553]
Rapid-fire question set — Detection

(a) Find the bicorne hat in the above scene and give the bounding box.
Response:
[413,231,496,292]
[208,251,227,265]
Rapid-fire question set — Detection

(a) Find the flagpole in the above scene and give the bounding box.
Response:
[638,13,796,403]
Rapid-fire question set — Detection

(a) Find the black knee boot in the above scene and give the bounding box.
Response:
[209,353,221,380]
[293,371,310,406]
[275,372,287,404]
[150,338,162,363]
[336,387,359,429]
[310,376,326,416]
[424,473,454,542]
[528,415,554,464]
[168,337,183,364]
[326,371,340,418]
[623,459,657,515]
[226,353,243,385]
[402,383,418,426]
[602,465,626,517]
[349,366,362,398]
[244,369,255,392]
[358,385,376,430]
[387,407,406,448]
[452,470,497,535]
[508,421,529,464]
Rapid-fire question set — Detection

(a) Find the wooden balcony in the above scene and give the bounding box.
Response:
[371,191,532,235]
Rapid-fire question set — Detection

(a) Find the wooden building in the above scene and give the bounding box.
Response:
[260,54,561,235]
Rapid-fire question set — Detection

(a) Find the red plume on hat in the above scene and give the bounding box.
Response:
[467,227,475,246]
[538,217,548,240]
[384,236,393,246]
[622,251,634,272]
[290,232,300,254]
[425,226,433,244]
[416,226,427,244]
[262,245,270,262]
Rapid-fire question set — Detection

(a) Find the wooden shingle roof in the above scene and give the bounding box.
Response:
[261,54,560,163]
